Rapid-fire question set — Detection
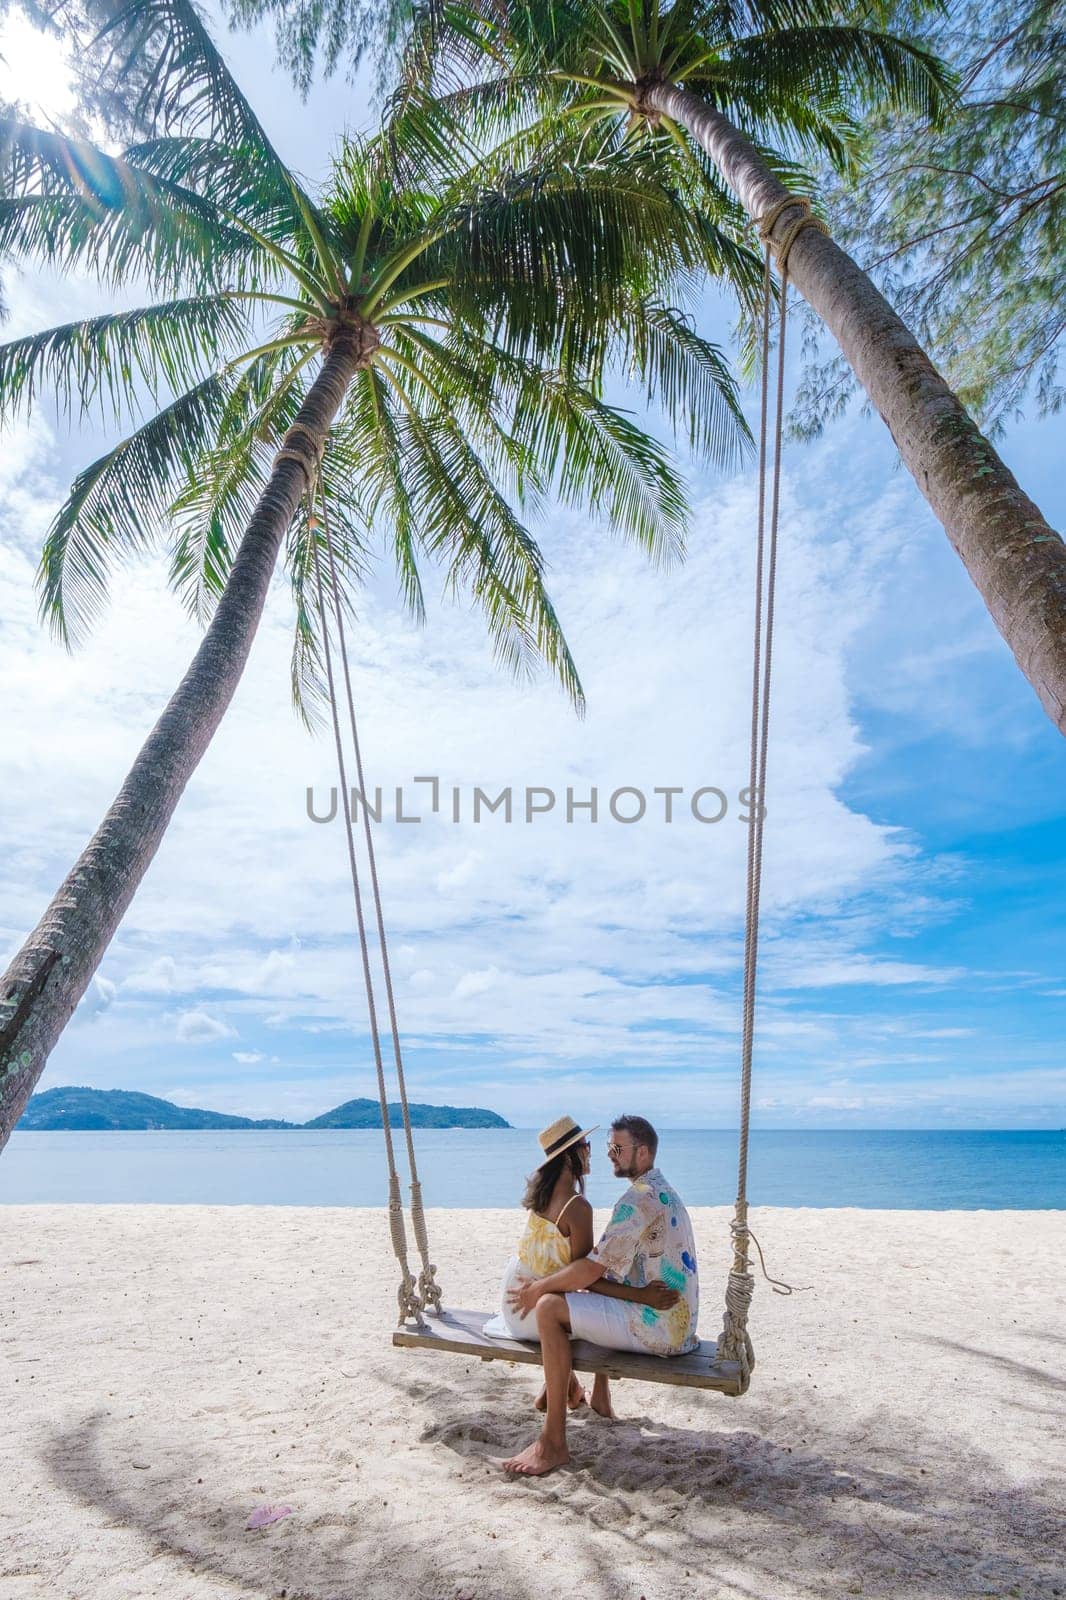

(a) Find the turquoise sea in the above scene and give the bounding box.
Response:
[0,1128,1062,1208]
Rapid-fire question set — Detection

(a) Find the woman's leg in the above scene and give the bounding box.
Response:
[503,1294,574,1476]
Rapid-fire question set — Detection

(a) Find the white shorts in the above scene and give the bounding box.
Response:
[482,1260,648,1354]
[564,1290,650,1354]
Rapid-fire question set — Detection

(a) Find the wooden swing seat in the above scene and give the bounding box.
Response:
[392,1307,746,1394]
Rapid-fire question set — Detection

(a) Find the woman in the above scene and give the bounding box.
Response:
[485,1115,679,1415]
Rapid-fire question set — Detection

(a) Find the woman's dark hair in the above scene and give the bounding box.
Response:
[522,1142,586,1215]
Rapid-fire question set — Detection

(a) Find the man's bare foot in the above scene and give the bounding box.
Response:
[534,1374,586,1412]
[589,1377,617,1420]
[502,1437,571,1476]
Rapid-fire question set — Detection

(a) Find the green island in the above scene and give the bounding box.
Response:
[18,1087,510,1132]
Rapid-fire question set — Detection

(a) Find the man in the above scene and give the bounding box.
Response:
[502,1114,699,1477]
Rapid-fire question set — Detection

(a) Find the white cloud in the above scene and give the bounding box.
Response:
[173,1010,237,1044]
[122,956,182,994]
[452,967,502,1001]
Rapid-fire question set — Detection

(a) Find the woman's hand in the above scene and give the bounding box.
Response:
[639,1281,681,1310]
[507,1276,541,1319]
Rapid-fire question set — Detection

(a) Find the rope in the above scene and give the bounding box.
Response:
[274,422,329,487]
[717,198,802,1390]
[307,482,425,1329]
[314,471,444,1316]
[757,195,829,272]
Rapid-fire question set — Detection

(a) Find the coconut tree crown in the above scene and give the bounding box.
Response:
[383,0,954,224]
[0,0,757,719]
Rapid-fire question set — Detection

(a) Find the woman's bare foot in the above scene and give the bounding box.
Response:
[502,1435,571,1476]
[535,1374,586,1412]
[589,1375,617,1420]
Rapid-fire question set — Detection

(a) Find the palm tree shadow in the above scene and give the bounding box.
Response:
[910,1333,1066,1395]
[41,1352,1064,1600]
[388,1358,1064,1600]
[41,1410,546,1600]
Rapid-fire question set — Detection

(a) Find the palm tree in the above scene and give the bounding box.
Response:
[0,0,755,1148]
[386,0,1066,734]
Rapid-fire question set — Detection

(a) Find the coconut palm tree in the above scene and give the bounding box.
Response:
[0,0,756,1148]
[382,0,1066,734]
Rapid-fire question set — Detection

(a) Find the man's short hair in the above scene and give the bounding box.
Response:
[611,1114,658,1161]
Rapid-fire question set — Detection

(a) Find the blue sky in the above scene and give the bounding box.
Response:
[0,8,1063,1130]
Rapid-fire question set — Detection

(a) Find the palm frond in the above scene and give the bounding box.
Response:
[124,135,319,251]
[94,0,284,162]
[167,356,305,621]
[92,0,346,287]
[37,375,230,646]
[705,27,956,130]
[623,301,752,465]
[513,371,688,565]
[285,453,374,730]
[0,121,263,289]
[0,295,250,427]
[415,156,729,376]
[377,365,585,705]
[341,364,426,621]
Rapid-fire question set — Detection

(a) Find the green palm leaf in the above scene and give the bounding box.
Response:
[0,296,250,426]
[93,0,346,291]
[38,376,231,645]
[0,122,264,290]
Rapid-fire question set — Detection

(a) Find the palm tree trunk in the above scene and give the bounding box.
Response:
[645,83,1066,734]
[0,332,365,1151]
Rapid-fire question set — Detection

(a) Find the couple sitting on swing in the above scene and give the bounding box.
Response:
[486,1113,700,1477]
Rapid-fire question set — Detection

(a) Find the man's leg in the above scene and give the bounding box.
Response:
[588,1373,616,1419]
[534,1372,586,1412]
[502,1294,574,1476]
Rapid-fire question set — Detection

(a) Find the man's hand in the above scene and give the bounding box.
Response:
[507,1276,542,1319]
[640,1281,681,1310]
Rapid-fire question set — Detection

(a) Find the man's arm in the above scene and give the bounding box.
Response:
[508,1255,680,1315]
[506,1257,604,1318]
[591,1277,680,1308]
[523,1257,606,1299]
[553,1199,671,1303]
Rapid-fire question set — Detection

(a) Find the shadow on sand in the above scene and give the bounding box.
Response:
[43,1349,1062,1600]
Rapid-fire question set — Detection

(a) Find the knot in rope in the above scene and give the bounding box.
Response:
[717,1268,756,1391]
[756,195,829,275]
[273,421,328,488]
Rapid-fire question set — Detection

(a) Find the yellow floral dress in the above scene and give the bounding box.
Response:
[484,1204,576,1341]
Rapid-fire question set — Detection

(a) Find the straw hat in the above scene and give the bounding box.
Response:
[536,1114,598,1168]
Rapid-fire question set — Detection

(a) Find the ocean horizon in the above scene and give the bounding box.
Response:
[1,1127,1062,1209]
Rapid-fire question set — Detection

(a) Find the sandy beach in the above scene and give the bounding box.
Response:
[1,1204,1062,1600]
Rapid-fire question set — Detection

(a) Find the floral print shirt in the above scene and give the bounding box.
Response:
[589,1167,699,1355]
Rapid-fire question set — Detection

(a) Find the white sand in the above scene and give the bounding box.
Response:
[1,1204,1062,1600]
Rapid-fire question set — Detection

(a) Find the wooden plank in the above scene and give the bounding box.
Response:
[392,1307,744,1394]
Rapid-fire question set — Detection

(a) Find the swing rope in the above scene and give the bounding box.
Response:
[716,197,821,1390]
[306,455,441,1328]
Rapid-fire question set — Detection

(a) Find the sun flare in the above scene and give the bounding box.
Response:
[0,8,76,123]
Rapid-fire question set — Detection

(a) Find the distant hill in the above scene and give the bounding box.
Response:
[19,1086,510,1131]
[304,1097,510,1129]
[19,1088,296,1131]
